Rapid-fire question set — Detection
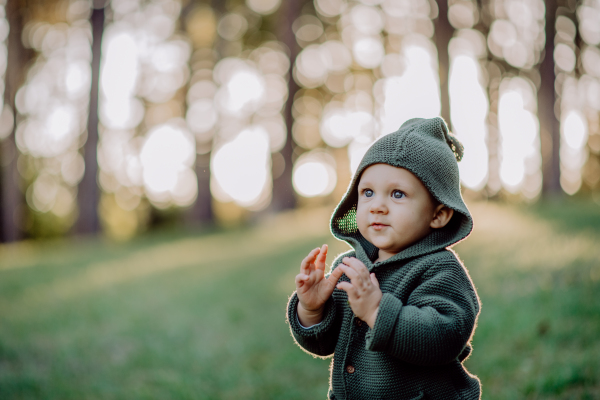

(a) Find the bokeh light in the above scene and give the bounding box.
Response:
[348,135,374,174]
[555,4,600,196]
[217,13,248,41]
[14,14,92,225]
[352,36,385,69]
[6,0,598,239]
[0,7,7,118]
[320,107,374,148]
[554,43,576,73]
[293,15,324,46]
[295,44,329,88]
[562,111,588,150]
[449,54,489,190]
[293,115,321,149]
[186,98,218,137]
[581,46,600,78]
[378,40,441,135]
[214,58,265,116]
[94,0,193,238]
[315,0,347,18]
[206,41,289,209]
[246,0,281,15]
[292,150,337,197]
[577,2,600,46]
[560,110,588,195]
[448,1,478,29]
[211,128,271,208]
[487,0,544,69]
[140,122,197,207]
[497,78,541,198]
[292,0,463,197]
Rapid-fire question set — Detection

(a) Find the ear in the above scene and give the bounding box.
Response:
[430,204,454,229]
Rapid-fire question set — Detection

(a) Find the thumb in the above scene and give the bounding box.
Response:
[370,273,380,288]
[327,266,344,285]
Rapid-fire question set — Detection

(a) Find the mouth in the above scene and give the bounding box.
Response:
[370,223,389,230]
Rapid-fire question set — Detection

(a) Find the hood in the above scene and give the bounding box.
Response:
[330,117,473,268]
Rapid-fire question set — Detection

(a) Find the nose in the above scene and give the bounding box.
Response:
[369,195,387,214]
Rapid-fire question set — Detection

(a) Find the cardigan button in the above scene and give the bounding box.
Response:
[346,365,355,374]
[355,318,362,327]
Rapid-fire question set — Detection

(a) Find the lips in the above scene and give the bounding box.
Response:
[370,223,389,230]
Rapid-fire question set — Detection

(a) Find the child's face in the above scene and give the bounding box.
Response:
[356,163,439,262]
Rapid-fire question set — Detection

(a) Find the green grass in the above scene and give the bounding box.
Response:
[459,200,600,399]
[1,202,599,399]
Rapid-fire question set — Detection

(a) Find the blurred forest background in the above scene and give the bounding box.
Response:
[0,0,599,398]
[0,0,599,240]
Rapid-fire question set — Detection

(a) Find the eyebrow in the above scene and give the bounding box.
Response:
[359,178,408,187]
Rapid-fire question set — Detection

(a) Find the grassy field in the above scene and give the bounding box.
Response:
[0,200,599,399]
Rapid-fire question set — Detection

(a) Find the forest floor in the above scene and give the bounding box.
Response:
[1,199,599,399]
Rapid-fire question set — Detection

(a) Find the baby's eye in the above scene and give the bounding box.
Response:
[392,190,404,199]
[364,189,374,197]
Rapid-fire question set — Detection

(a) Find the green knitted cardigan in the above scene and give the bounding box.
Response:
[287,117,481,400]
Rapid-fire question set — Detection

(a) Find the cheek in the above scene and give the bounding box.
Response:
[355,205,369,230]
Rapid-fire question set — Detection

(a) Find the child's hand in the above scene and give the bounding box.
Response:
[336,257,382,328]
[295,244,344,326]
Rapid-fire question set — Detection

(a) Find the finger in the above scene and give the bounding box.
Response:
[327,265,345,283]
[305,247,320,261]
[338,264,360,281]
[370,273,380,288]
[301,248,320,274]
[342,257,369,274]
[336,281,354,293]
[312,266,325,283]
[338,282,358,303]
[300,255,311,274]
[342,258,372,285]
[295,273,310,289]
[315,244,328,271]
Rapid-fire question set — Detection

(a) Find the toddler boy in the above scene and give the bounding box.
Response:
[287,117,481,399]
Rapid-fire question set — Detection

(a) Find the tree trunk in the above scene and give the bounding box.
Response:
[183,0,224,225]
[1,0,30,243]
[538,0,561,196]
[271,0,303,211]
[435,0,453,127]
[189,152,212,223]
[476,0,502,197]
[75,2,105,234]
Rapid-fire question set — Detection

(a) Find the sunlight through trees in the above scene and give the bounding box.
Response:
[1,0,599,241]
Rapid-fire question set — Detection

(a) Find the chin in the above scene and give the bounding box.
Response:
[373,243,395,252]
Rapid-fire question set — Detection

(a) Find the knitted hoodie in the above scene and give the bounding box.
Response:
[287,117,481,400]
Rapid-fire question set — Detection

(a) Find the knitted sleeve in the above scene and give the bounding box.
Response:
[286,251,352,358]
[365,254,479,366]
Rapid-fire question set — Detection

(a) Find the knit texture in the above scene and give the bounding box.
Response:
[331,116,473,266]
[286,117,481,399]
